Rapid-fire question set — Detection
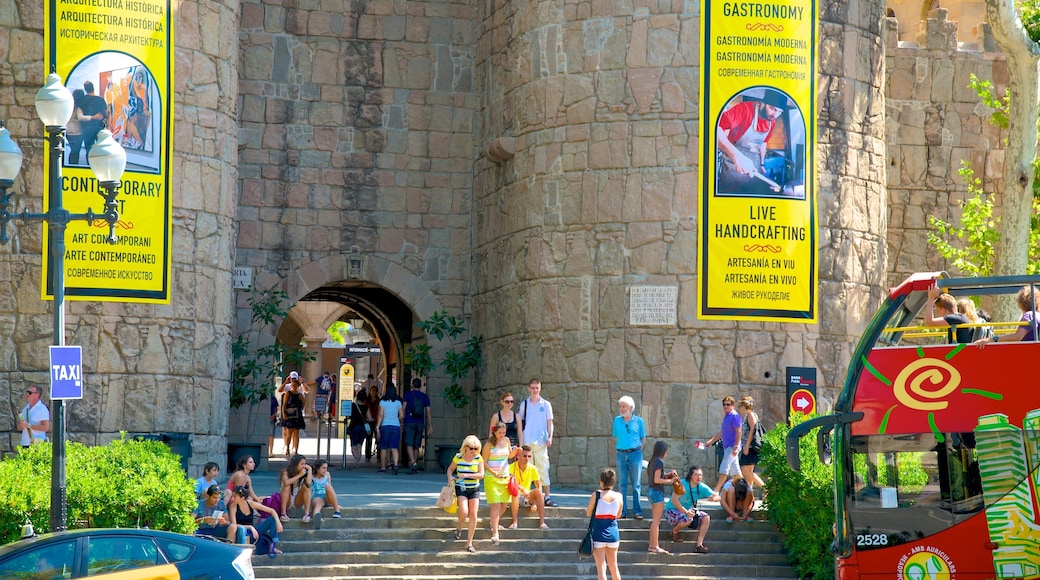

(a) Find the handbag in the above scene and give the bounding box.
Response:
[749,414,765,452]
[354,402,373,435]
[436,485,458,514]
[508,475,520,497]
[577,490,599,559]
[672,479,686,496]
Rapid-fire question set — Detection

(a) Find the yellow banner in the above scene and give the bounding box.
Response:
[697,0,818,322]
[44,0,173,303]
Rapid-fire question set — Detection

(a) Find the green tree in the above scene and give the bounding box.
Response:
[981,0,1039,285]
[928,74,1040,277]
[231,288,314,408]
[407,310,482,408]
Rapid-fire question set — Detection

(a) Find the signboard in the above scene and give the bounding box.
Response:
[629,285,678,326]
[338,363,355,418]
[49,345,84,400]
[697,0,818,322]
[44,0,174,303]
[786,366,817,421]
[346,344,381,356]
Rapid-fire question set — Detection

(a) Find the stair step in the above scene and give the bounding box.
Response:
[252,506,796,580]
[254,562,799,579]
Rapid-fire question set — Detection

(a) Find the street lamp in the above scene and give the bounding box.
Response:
[0,71,126,532]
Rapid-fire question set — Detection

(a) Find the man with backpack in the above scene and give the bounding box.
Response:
[402,378,432,474]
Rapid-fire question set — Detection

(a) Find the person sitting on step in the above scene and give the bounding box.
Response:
[302,459,342,528]
[507,445,548,530]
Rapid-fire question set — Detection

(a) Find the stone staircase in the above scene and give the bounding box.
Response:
[252,505,798,579]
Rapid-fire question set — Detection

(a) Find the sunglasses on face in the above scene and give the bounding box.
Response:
[466,446,479,451]
[504,400,514,404]
[523,454,533,458]
[723,403,733,407]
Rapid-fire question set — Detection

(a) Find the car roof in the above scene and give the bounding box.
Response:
[0,528,229,557]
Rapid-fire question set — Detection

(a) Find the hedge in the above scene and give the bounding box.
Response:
[0,435,196,544]
[760,417,836,580]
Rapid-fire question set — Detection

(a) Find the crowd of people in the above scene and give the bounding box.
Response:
[187,372,768,577]
[437,380,767,580]
[190,451,347,556]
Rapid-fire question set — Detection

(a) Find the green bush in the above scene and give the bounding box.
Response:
[760,418,836,580]
[0,435,196,544]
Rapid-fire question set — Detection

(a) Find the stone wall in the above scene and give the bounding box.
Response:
[0,0,240,469]
[884,9,1009,286]
[233,0,481,445]
[469,0,890,484]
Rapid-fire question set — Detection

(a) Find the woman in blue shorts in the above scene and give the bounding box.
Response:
[448,435,485,553]
[586,468,623,580]
[376,384,404,474]
[303,459,342,527]
[646,440,679,555]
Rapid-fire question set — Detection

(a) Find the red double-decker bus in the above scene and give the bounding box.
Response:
[787,273,1040,579]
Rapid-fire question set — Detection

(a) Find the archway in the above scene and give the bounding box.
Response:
[230,254,453,468]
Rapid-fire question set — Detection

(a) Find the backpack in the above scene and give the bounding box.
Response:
[407,393,425,420]
[749,416,765,452]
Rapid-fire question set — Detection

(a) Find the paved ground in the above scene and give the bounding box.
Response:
[249,455,598,510]
[245,436,733,511]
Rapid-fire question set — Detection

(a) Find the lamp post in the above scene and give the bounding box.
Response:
[0,72,126,532]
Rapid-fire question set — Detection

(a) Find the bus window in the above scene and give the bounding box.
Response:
[848,432,986,550]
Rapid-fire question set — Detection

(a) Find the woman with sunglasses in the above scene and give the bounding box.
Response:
[489,391,523,448]
[611,395,645,520]
[448,435,485,552]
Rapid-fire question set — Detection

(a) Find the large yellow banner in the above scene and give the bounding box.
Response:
[697,0,818,322]
[44,0,173,303]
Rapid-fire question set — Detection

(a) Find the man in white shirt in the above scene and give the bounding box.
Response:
[519,378,557,506]
[18,385,50,448]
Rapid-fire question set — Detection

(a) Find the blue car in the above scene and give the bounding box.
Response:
[0,528,254,579]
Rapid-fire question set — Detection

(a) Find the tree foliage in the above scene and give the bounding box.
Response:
[231,288,315,408]
[0,436,196,544]
[408,311,482,408]
[760,418,836,580]
[927,75,1040,275]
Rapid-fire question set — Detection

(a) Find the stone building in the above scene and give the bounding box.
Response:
[0,0,1010,482]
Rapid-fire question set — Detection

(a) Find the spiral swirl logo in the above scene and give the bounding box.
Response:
[863,345,1003,439]
[893,358,960,412]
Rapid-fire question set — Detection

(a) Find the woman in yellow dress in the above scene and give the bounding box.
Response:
[482,422,515,545]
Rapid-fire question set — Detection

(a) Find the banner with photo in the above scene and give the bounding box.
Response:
[43,0,173,303]
[697,0,818,322]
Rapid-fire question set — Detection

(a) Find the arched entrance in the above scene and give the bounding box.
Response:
[228,254,454,469]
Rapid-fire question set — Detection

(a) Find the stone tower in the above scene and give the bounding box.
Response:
[469,0,890,483]
[0,0,240,463]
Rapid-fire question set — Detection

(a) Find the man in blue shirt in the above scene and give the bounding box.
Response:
[611,395,646,519]
[705,396,743,493]
[402,378,432,474]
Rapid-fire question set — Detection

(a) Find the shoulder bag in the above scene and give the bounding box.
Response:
[353,402,372,435]
[750,414,765,452]
[577,490,600,558]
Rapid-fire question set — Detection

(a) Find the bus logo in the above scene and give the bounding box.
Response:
[898,547,955,579]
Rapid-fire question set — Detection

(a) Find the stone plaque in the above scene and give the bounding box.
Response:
[629,285,678,326]
[233,267,253,289]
